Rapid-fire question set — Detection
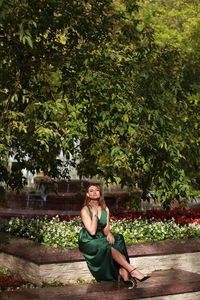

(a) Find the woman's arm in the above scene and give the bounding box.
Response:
[80,206,98,236]
[103,207,115,244]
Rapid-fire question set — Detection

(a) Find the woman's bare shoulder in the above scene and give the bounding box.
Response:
[81,205,89,214]
[105,206,110,213]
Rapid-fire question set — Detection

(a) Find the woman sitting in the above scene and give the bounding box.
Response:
[78,185,150,286]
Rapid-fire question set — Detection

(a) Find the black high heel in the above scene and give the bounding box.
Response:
[130,268,150,283]
[118,272,137,289]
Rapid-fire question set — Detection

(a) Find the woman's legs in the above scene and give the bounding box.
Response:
[119,267,129,281]
[111,247,145,280]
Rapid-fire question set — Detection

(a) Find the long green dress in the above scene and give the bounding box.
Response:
[78,205,130,282]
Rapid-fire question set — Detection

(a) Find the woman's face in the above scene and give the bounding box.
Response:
[87,185,100,200]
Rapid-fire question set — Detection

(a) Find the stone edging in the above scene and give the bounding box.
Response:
[1,234,200,284]
[1,233,200,264]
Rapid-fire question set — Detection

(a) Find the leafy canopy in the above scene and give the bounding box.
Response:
[0,0,199,208]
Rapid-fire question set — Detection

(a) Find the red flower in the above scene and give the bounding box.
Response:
[110,208,200,225]
[0,274,27,290]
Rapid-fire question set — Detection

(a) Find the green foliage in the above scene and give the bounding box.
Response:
[76,278,96,285]
[2,216,82,247]
[0,0,199,207]
[0,267,15,277]
[2,216,200,247]
[138,0,200,50]
[40,281,64,288]
[110,218,186,242]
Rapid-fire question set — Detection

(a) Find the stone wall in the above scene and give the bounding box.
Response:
[1,251,200,285]
[130,252,200,275]
[0,253,93,284]
[1,236,200,284]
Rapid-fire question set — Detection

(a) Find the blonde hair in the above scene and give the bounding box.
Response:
[83,185,106,209]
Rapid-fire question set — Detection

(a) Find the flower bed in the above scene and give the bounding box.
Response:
[0,267,71,292]
[1,208,200,248]
[111,208,200,225]
[0,268,29,292]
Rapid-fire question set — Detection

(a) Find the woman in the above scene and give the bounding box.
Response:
[78,185,150,286]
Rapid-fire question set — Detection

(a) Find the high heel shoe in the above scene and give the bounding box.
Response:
[118,273,137,289]
[130,268,151,283]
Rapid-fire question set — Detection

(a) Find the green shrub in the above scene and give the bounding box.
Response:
[2,216,200,248]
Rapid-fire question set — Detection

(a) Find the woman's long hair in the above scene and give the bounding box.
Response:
[83,184,106,209]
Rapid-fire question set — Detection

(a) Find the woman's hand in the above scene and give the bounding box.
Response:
[107,232,115,244]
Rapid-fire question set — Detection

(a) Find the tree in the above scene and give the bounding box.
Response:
[137,0,200,48]
[0,0,199,208]
[0,0,119,187]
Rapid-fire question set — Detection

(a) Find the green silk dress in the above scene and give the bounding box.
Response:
[78,205,130,282]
